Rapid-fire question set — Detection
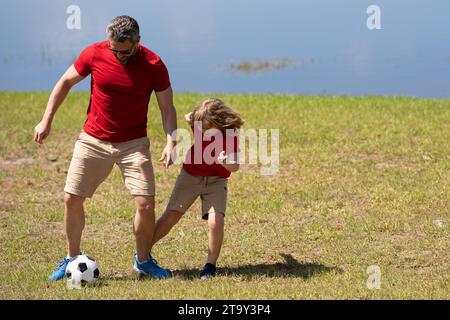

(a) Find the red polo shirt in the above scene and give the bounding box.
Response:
[74,41,171,142]
[183,126,240,178]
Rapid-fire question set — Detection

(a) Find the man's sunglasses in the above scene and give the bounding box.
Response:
[109,44,136,55]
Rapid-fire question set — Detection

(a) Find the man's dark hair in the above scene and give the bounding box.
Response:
[107,16,140,42]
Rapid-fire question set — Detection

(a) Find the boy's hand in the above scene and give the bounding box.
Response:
[184,112,193,122]
[217,151,240,172]
[217,151,228,164]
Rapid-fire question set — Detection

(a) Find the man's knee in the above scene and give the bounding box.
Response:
[135,196,155,214]
[64,193,85,208]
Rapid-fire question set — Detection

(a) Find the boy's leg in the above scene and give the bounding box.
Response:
[206,212,225,265]
[201,176,228,266]
[150,169,201,253]
[150,210,183,249]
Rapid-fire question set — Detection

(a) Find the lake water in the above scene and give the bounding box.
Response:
[1,0,449,97]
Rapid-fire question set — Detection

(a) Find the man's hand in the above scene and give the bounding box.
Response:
[159,142,175,168]
[34,120,52,144]
[155,86,177,168]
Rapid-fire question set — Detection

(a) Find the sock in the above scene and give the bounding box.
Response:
[204,263,216,270]
[67,252,82,259]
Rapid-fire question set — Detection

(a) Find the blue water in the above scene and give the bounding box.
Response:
[1,0,449,97]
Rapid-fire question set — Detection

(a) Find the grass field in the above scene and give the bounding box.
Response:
[0,92,448,299]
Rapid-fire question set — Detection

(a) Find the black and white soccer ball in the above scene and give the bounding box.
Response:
[65,255,100,287]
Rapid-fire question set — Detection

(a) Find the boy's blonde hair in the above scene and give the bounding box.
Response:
[188,98,244,130]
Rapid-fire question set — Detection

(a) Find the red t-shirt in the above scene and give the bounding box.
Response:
[183,126,240,178]
[74,41,171,142]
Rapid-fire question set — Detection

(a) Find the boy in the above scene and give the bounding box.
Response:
[148,98,244,279]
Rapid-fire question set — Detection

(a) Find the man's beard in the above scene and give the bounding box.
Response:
[117,56,130,64]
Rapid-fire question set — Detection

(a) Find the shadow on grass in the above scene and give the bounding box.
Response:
[174,254,343,280]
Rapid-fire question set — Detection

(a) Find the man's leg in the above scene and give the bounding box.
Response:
[116,139,171,277]
[49,132,114,281]
[64,132,115,257]
[64,193,86,257]
[133,195,157,263]
[133,195,172,278]
[48,192,87,281]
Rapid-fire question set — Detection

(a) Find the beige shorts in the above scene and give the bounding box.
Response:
[64,131,155,198]
[166,169,228,220]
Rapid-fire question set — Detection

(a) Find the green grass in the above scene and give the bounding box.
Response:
[0,92,449,299]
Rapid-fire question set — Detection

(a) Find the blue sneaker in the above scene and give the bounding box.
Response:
[48,257,70,281]
[133,254,172,279]
[48,253,82,281]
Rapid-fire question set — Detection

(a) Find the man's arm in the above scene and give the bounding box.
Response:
[155,86,177,168]
[34,65,85,144]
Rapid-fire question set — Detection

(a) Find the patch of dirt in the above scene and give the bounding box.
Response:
[335,152,413,170]
[0,157,34,166]
[391,233,414,242]
[335,152,384,163]
[374,163,398,170]
[0,195,16,212]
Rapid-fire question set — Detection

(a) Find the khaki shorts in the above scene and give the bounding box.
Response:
[64,131,155,198]
[166,168,228,220]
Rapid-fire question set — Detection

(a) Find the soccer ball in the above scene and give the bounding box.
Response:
[65,255,100,288]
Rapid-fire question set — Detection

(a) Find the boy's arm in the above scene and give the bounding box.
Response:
[218,151,240,172]
[185,111,193,122]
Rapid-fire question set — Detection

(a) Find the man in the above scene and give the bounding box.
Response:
[34,16,176,280]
